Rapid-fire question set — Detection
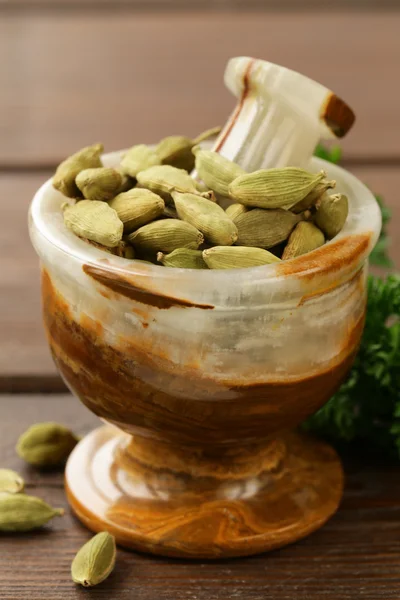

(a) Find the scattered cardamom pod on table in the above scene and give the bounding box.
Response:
[0,493,64,532]
[17,422,79,468]
[71,532,117,587]
[0,469,24,494]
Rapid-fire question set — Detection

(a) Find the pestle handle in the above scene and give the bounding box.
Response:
[213,57,355,172]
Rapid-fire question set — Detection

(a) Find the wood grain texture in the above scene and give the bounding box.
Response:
[2,0,400,8]
[1,166,399,381]
[0,11,400,165]
[1,395,400,598]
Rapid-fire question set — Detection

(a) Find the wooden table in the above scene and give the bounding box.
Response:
[1,4,400,598]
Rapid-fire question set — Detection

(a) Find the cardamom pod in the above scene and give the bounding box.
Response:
[194,148,245,197]
[17,422,79,467]
[235,208,301,248]
[75,167,122,202]
[115,241,135,258]
[0,469,24,494]
[225,203,248,221]
[155,126,221,172]
[287,179,336,213]
[203,246,281,269]
[71,532,116,588]
[108,189,165,233]
[229,167,326,209]
[53,143,104,198]
[314,193,349,239]
[128,219,203,253]
[64,200,123,247]
[282,221,325,260]
[115,167,135,194]
[120,144,161,178]
[157,248,208,269]
[136,165,198,203]
[195,180,211,194]
[0,493,64,532]
[172,191,238,246]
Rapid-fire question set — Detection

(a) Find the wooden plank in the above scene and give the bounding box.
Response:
[2,0,399,8]
[0,11,399,165]
[0,166,399,382]
[1,394,400,599]
[0,173,57,380]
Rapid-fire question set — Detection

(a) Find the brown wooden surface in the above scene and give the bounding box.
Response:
[1,11,400,165]
[1,4,400,597]
[1,395,400,599]
[3,0,400,8]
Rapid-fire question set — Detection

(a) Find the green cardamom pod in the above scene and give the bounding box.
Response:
[115,241,135,259]
[155,126,221,172]
[71,532,116,587]
[128,219,203,253]
[282,221,325,260]
[203,246,281,269]
[314,193,349,239]
[108,189,165,233]
[172,191,238,246]
[63,200,123,248]
[195,180,211,194]
[0,493,64,532]
[288,180,336,213]
[194,148,245,197]
[157,248,208,269]
[229,167,326,209]
[53,143,104,198]
[0,469,24,494]
[75,167,122,202]
[235,208,301,248]
[225,203,248,221]
[17,422,79,468]
[114,167,135,194]
[136,165,198,203]
[120,144,161,178]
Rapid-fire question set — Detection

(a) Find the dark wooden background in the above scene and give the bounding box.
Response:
[1,2,400,598]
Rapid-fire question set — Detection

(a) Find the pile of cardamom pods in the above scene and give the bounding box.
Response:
[53,127,349,270]
[0,422,117,588]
